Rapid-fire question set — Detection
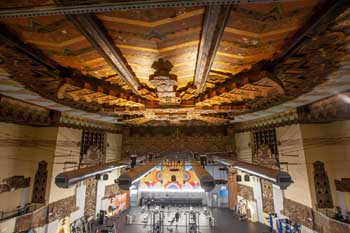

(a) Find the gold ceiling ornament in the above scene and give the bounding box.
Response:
[150,58,180,106]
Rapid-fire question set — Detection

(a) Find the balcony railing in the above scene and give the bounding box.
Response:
[318,208,350,224]
[0,203,44,221]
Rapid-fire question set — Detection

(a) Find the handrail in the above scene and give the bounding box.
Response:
[0,203,44,221]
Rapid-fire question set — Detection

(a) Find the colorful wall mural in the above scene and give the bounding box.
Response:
[106,192,129,216]
[140,161,201,190]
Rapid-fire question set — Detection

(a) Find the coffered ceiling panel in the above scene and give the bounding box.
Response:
[0,0,348,126]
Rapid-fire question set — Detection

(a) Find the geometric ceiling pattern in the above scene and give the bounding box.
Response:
[0,0,349,126]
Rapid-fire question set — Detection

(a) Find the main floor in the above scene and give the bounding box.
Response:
[95,206,269,233]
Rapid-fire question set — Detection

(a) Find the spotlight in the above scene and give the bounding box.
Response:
[103,174,109,180]
[95,174,101,180]
[244,174,250,182]
[236,175,242,182]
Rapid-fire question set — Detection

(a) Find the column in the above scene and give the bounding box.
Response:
[227,168,238,209]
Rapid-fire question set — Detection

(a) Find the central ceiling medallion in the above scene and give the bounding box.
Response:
[149,59,180,106]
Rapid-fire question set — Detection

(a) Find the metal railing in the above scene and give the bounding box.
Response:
[0,203,44,221]
[317,208,350,224]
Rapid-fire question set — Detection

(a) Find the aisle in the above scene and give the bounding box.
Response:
[114,207,269,233]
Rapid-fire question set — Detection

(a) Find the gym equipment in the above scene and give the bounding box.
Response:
[267,213,277,233]
[185,209,200,233]
[150,208,165,233]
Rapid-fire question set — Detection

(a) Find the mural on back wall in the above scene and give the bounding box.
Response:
[140,161,201,190]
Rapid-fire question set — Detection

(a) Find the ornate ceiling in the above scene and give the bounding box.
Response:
[0,0,349,126]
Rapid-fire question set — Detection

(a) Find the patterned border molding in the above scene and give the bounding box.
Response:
[282,198,350,233]
[234,90,350,133]
[233,110,299,133]
[59,113,123,134]
[14,195,77,232]
[0,1,288,19]
[335,179,350,193]
[0,95,60,126]
[0,95,123,133]
[297,91,350,124]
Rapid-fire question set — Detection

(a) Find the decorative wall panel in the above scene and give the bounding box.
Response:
[282,198,314,229]
[48,195,77,223]
[104,184,120,198]
[261,180,274,214]
[122,126,234,157]
[252,128,279,169]
[84,178,97,217]
[313,161,333,209]
[32,161,48,203]
[80,130,106,165]
[238,184,254,201]
[0,176,30,193]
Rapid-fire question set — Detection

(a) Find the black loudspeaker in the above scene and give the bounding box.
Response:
[200,156,207,167]
[171,175,176,182]
[244,174,250,182]
[236,175,242,182]
[95,174,101,180]
[98,210,105,225]
[103,174,109,180]
[131,156,137,168]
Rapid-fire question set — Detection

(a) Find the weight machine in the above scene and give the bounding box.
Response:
[185,209,201,233]
[267,213,301,233]
[149,208,165,233]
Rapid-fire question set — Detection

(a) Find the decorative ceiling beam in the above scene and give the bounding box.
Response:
[57,75,148,107]
[190,67,276,104]
[0,25,143,112]
[0,1,296,19]
[67,13,141,94]
[271,0,350,66]
[0,95,61,126]
[0,25,61,77]
[187,0,350,106]
[194,5,231,93]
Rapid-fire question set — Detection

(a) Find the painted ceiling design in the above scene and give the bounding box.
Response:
[0,0,349,126]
